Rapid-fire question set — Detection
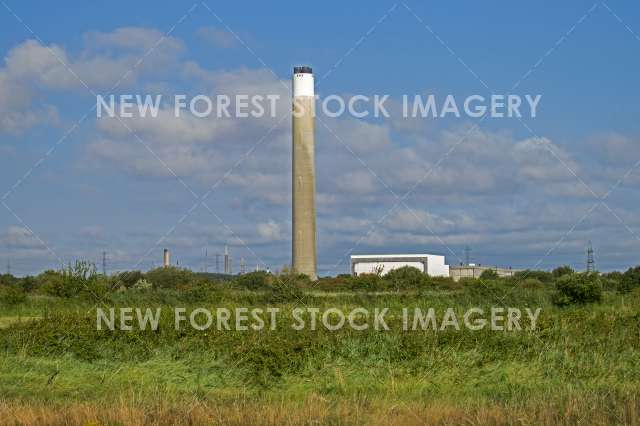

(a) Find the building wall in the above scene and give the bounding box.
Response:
[350,254,449,277]
[353,261,427,276]
[426,255,450,277]
[449,266,518,282]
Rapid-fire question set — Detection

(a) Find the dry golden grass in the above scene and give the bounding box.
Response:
[0,317,41,329]
[1,395,637,426]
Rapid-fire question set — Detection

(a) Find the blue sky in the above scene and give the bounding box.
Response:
[1,1,640,275]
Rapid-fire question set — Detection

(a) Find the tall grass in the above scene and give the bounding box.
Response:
[1,281,639,425]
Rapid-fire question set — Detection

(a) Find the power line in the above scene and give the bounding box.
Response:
[464,246,471,266]
[102,251,107,276]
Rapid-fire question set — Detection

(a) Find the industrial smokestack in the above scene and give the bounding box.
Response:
[224,245,229,275]
[292,66,317,280]
[163,248,170,268]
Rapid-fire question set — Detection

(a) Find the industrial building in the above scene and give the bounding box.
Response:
[350,254,450,277]
[449,265,519,281]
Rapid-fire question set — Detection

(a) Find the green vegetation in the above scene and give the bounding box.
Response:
[552,265,575,278]
[0,264,639,424]
[478,268,499,280]
[552,272,603,306]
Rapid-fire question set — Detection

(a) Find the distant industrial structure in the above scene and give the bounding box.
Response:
[586,240,595,272]
[350,254,450,277]
[162,249,170,268]
[224,245,231,274]
[291,66,318,280]
[449,265,518,281]
[160,246,250,275]
[350,253,520,281]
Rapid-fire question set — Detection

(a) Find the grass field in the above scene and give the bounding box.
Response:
[1,273,639,425]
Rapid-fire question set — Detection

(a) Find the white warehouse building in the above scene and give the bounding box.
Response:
[350,254,450,278]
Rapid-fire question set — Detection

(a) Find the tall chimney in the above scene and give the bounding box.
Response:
[292,66,317,280]
[163,248,170,268]
[224,245,229,274]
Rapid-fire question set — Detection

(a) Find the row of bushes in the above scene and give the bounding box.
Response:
[0,262,310,305]
[1,261,639,306]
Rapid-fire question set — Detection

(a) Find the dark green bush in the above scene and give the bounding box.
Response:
[112,270,145,289]
[0,284,26,305]
[519,278,545,290]
[602,271,624,292]
[349,273,384,291]
[0,273,17,286]
[552,272,603,306]
[479,269,499,280]
[41,262,105,300]
[430,276,462,291]
[513,270,553,284]
[145,267,196,289]
[19,276,39,292]
[618,267,640,294]
[236,271,271,290]
[36,270,63,293]
[552,265,574,278]
[180,280,220,303]
[384,266,430,290]
[313,275,354,291]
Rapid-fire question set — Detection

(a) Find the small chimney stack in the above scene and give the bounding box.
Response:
[163,248,170,268]
[224,245,230,274]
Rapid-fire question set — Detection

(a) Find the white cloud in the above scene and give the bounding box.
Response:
[256,220,284,241]
[0,28,183,133]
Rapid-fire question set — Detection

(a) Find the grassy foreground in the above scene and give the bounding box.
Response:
[1,277,639,425]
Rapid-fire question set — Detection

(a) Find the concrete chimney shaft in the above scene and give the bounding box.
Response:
[163,248,170,268]
[292,66,317,280]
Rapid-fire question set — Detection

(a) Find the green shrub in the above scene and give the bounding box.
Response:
[313,275,353,291]
[618,267,640,294]
[180,280,220,303]
[0,273,17,286]
[552,265,574,278]
[41,262,105,299]
[513,270,553,284]
[349,273,384,291]
[265,278,305,303]
[479,269,499,280]
[430,276,462,291]
[19,276,39,292]
[520,278,545,290]
[236,271,271,290]
[552,272,603,306]
[145,267,196,289]
[36,270,63,293]
[0,284,26,305]
[111,270,145,290]
[602,271,624,292]
[384,266,430,290]
[461,278,505,299]
[132,278,153,290]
